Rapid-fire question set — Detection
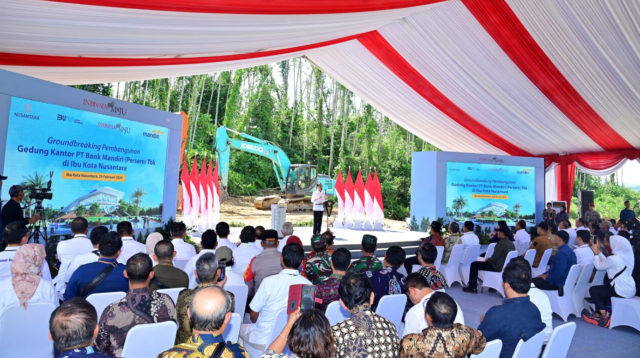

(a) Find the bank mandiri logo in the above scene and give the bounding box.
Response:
[143,129,165,139]
[517,169,532,174]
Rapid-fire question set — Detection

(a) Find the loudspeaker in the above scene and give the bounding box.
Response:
[578,190,594,219]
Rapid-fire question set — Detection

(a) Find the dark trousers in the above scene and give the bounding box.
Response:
[590,285,622,312]
[532,277,560,291]
[468,261,499,290]
[313,210,323,234]
[404,256,420,274]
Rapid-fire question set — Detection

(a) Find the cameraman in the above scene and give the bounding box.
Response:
[1,185,39,232]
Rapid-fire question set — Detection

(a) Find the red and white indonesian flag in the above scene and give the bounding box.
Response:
[372,170,384,223]
[180,157,192,226]
[364,171,373,222]
[212,159,221,226]
[189,156,200,226]
[335,170,345,220]
[344,169,355,220]
[354,169,365,220]
[207,158,215,230]
[198,158,208,231]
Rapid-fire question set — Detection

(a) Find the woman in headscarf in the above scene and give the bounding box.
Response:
[0,244,58,321]
[145,232,164,265]
[583,235,636,328]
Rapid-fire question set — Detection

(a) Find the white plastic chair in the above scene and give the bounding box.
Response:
[481,251,518,298]
[572,263,594,314]
[0,302,56,358]
[375,294,407,336]
[523,249,536,268]
[173,259,189,270]
[589,270,605,289]
[121,321,178,358]
[325,300,350,326]
[609,297,640,332]
[223,313,242,342]
[482,243,497,261]
[532,249,552,277]
[543,264,582,322]
[412,264,422,273]
[512,331,545,358]
[434,246,444,271]
[540,322,576,358]
[225,284,249,318]
[440,245,464,287]
[243,309,288,358]
[87,291,126,318]
[470,339,502,358]
[157,287,186,305]
[518,241,530,255]
[460,244,481,285]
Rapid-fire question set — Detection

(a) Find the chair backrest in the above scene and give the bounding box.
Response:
[375,294,407,334]
[157,287,185,305]
[538,249,552,270]
[590,269,605,287]
[464,244,481,266]
[485,243,497,259]
[446,244,464,266]
[223,313,242,343]
[121,321,178,358]
[471,339,503,358]
[501,251,518,273]
[518,241,530,255]
[325,301,350,326]
[434,246,445,270]
[266,309,290,348]
[0,302,56,358]
[512,331,545,358]
[225,284,249,317]
[563,265,582,292]
[173,259,189,270]
[540,322,576,358]
[86,291,127,319]
[524,249,536,268]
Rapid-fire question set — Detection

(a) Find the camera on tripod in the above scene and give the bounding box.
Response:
[32,188,53,201]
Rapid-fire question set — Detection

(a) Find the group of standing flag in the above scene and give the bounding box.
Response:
[334,168,384,229]
[180,155,221,231]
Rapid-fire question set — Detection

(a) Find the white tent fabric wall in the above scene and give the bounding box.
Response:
[545,163,558,205]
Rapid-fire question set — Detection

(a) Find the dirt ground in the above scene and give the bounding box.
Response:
[177,195,407,229]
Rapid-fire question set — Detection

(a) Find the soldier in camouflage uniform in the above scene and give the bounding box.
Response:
[349,234,383,273]
[302,235,332,284]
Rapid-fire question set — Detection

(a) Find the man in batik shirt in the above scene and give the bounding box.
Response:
[96,254,177,356]
[302,235,332,284]
[315,248,351,311]
[349,234,383,273]
[365,245,407,310]
[332,273,400,358]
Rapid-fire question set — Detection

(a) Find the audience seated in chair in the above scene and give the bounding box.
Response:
[403,273,463,338]
[145,232,164,265]
[54,217,94,295]
[365,245,407,310]
[170,222,197,260]
[65,232,128,300]
[559,220,576,247]
[463,226,515,294]
[215,247,245,286]
[96,253,177,356]
[49,298,111,358]
[65,226,109,282]
[400,292,486,358]
[0,221,52,281]
[184,229,218,288]
[489,221,512,244]
[442,222,462,264]
[574,230,595,266]
[159,286,248,358]
[243,229,282,297]
[514,220,531,255]
[477,260,545,358]
[264,309,337,358]
[151,240,189,290]
[349,234,383,273]
[315,248,351,312]
[216,221,238,251]
[115,221,146,265]
[0,243,58,321]
[460,221,480,264]
[528,223,553,268]
[532,231,577,292]
[233,226,261,276]
[302,234,332,284]
[331,272,400,358]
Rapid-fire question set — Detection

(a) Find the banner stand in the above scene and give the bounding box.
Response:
[373,221,383,231]
[364,221,373,230]
[354,220,363,230]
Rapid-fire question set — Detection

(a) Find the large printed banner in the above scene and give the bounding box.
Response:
[3,96,168,227]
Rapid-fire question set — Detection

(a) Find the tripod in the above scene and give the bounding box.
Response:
[27,200,48,245]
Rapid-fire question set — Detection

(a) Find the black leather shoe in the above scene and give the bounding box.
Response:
[462,287,478,294]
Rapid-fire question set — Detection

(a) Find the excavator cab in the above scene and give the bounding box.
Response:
[285,164,318,196]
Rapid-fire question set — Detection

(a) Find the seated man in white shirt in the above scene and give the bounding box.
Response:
[574,230,595,266]
[185,229,217,289]
[514,220,531,255]
[65,226,109,283]
[403,272,464,337]
[116,221,146,264]
[215,246,245,286]
[53,217,93,294]
[233,226,261,275]
[460,221,480,263]
[253,226,265,253]
[240,242,311,349]
[170,221,197,260]
[215,222,237,251]
[0,221,52,281]
[575,218,589,232]
[559,220,577,248]
[277,222,294,252]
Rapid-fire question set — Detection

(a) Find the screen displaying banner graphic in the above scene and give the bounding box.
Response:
[3,96,169,227]
[445,162,536,223]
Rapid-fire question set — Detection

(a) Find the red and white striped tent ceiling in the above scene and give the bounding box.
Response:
[2,0,640,161]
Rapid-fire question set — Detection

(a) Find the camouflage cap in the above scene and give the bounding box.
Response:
[362,234,377,245]
[215,246,233,262]
[311,234,326,248]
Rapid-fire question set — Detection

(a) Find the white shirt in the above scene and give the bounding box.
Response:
[217,238,238,251]
[576,227,589,232]
[277,235,291,252]
[0,246,52,282]
[225,268,245,286]
[171,238,197,260]
[234,243,262,275]
[185,249,216,289]
[514,229,531,255]
[563,228,577,247]
[247,269,311,345]
[609,227,618,235]
[65,250,100,282]
[117,237,147,265]
[311,190,326,211]
[254,240,264,253]
[403,291,464,338]
[0,277,58,322]
[574,244,595,266]
[528,286,553,343]
[53,234,93,291]
[593,253,636,298]
[460,232,480,263]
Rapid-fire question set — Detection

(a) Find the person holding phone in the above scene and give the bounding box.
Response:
[311,183,327,235]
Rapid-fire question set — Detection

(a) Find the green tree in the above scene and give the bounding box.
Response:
[513,203,521,220]
[88,202,101,217]
[420,216,430,233]
[131,187,146,217]
[487,210,495,228]
[410,215,419,231]
[452,195,468,218]
[75,205,86,217]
